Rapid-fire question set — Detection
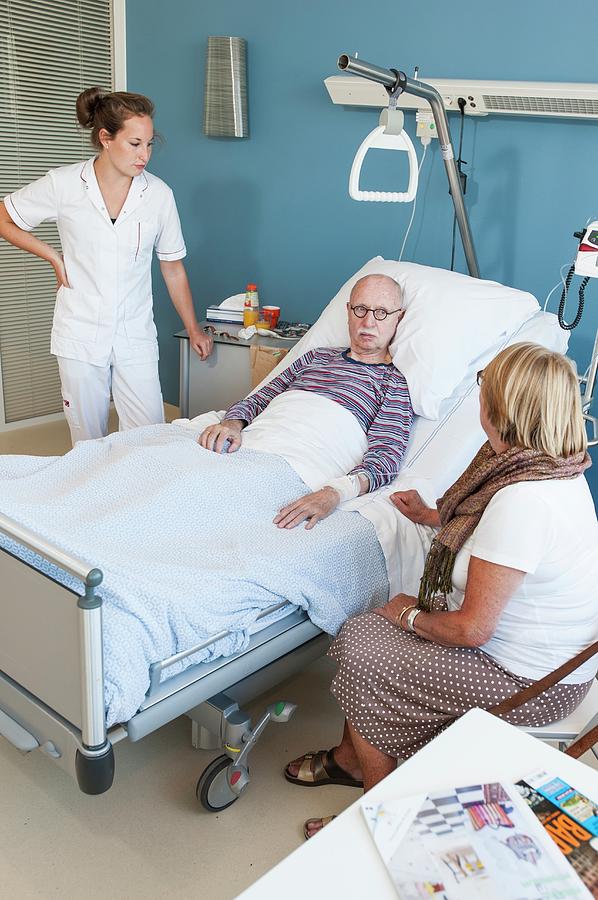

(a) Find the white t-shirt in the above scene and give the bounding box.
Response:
[449,476,598,683]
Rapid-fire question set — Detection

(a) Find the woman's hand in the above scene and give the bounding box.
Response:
[390,490,440,527]
[372,593,418,627]
[159,259,213,360]
[274,486,340,530]
[199,419,244,453]
[51,253,70,289]
[189,325,213,360]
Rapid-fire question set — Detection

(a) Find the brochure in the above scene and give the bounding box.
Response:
[523,771,598,837]
[362,781,591,898]
[516,776,598,896]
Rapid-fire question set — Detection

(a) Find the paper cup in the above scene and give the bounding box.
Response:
[262,306,281,328]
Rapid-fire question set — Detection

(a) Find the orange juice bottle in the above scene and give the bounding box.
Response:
[243,283,259,327]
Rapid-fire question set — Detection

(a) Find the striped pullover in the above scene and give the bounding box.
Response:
[225,347,413,491]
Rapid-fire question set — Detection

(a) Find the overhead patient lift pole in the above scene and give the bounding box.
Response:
[338,53,481,279]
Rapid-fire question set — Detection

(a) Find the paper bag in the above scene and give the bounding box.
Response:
[250,346,288,389]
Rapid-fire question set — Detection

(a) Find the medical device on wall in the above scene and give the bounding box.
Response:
[557,221,598,446]
[558,221,598,330]
[325,75,598,120]
[335,53,480,278]
[574,222,598,277]
[349,107,418,203]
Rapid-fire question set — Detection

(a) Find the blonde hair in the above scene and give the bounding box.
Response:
[481,342,587,457]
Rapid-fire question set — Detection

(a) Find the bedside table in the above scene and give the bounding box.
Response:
[175,323,300,418]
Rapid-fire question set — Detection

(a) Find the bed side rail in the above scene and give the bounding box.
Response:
[146,600,291,695]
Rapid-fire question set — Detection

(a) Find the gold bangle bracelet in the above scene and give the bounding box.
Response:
[397,604,417,629]
[395,605,412,627]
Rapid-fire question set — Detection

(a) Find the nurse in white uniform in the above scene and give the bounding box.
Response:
[0,87,212,443]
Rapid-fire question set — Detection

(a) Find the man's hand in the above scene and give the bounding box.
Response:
[189,325,213,360]
[389,490,440,527]
[372,592,418,627]
[274,486,340,530]
[199,419,244,453]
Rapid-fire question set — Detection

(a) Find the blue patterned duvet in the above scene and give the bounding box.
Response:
[0,425,387,725]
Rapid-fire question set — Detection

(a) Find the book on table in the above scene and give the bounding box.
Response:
[205,306,244,324]
[361,776,597,898]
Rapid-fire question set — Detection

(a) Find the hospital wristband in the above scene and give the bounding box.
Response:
[325,474,362,503]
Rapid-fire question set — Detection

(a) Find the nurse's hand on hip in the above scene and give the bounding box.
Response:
[53,254,70,289]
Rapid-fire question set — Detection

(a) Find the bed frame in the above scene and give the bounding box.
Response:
[0,512,329,798]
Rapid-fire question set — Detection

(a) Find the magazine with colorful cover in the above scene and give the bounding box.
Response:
[516,776,598,897]
[361,782,590,899]
[523,771,598,837]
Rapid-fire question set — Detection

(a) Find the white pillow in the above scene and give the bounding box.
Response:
[260,257,539,419]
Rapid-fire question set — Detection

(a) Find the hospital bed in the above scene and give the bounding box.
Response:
[0,259,567,809]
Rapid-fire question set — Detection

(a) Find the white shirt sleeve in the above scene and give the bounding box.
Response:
[469,483,554,574]
[155,189,186,261]
[3,171,58,231]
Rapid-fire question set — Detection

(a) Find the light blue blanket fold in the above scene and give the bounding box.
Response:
[0,424,387,725]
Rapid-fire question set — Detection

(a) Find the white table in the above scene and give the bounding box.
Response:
[239,709,598,899]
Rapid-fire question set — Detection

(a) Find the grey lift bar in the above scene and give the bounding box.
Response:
[338,54,480,279]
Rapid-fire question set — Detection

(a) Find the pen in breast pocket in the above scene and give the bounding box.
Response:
[134,222,140,262]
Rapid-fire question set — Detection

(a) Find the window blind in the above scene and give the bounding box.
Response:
[0,0,113,423]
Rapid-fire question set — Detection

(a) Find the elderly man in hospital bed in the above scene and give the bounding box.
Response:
[199,274,413,530]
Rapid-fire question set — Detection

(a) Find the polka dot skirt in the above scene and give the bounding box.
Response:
[328,611,591,760]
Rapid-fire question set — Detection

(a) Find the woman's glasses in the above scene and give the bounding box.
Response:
[476,370,485,386]
[350,305,402,322]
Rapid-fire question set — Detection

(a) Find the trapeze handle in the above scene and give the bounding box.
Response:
[349,124,419,203]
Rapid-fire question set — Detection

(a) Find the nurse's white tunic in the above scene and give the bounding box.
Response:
[4,157,186,366]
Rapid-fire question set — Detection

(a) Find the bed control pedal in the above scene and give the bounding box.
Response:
[0,709,39,753]
[195,697,297,812]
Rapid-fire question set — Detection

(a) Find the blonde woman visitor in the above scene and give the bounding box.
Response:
[285,343,598,838]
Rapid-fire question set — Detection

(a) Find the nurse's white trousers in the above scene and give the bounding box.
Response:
[57,355,165,443]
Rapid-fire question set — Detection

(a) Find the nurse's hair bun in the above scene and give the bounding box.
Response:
[76,86,106,129]
[75,88,155,150]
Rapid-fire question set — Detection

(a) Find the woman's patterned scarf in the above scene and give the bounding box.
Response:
[417,441,591,611]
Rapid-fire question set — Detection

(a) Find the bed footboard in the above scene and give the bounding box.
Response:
[0,515,330,798]
[0,514,114,794]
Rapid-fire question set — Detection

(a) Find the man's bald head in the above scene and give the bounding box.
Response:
[349,274,402,308]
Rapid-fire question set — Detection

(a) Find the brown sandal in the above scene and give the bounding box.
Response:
[303,815,337,840]
[284,749,363,788]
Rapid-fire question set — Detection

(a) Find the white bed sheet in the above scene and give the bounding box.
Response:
[176,312,567,599]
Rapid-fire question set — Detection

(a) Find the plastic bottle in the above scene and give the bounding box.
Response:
[243,283,259,327]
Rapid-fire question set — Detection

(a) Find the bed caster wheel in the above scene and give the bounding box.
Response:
[196,754,241,812]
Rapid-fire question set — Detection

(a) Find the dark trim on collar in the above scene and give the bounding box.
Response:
[342,349,392,367]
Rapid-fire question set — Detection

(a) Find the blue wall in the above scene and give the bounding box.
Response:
[127,0,598,498]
